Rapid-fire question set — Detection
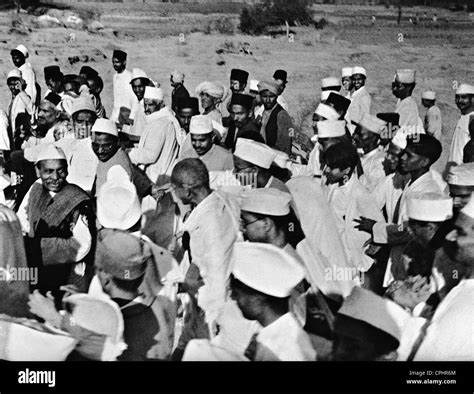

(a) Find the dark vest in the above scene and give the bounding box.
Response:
[264,104,284,148]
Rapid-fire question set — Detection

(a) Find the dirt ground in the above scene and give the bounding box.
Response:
[0,2,472,172]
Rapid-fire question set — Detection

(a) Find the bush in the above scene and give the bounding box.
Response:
[239,0,314,35]
[215,16,235,35]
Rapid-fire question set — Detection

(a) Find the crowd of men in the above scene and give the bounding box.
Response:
[0,44,473,362]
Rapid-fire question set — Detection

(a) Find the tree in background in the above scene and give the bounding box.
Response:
[240,0,314,35]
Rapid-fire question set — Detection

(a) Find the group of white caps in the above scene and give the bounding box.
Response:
[33,138,474,341]
[319,66,474,101]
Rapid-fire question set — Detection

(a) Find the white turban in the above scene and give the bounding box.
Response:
[195,81,226,100]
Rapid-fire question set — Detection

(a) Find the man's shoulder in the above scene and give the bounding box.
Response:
[212,144,233,158]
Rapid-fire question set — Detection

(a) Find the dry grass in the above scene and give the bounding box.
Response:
[1,3,472,172]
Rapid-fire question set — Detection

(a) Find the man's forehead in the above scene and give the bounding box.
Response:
[40,159,67,169]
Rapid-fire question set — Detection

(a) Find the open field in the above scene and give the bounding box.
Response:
[0,2,472,171]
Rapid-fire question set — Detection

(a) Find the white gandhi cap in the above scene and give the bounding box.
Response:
[357,113,386,135]
[351,66,367,77]
[35,144,67,164]
[341,67,353,78]
[317,120,346,138]
[130,68,148,82]
[422,91,436,100]
[456,84,474,95]
[97,165,141,231]
[231,242,305,298]
[92,118,118,137]
[144,86,163,101]
[447,163,474,186]
[338,286,409,341]
[240,188,292,216]
[321,77,340,88]
[314,103,339,121]
[234,138,276,169]
[407,192,453,222]
[189,114,213,135]
[395,69,416,84]
[13,44,28,58]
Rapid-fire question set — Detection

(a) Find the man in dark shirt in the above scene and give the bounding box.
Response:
[224,93,263,151]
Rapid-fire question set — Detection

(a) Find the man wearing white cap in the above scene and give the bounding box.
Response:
[92,118,134,192]
[258,81,293,155]
[93,166,179,344]
[229,242,316,361]
[345,66,371,134]
[121,68,152,141]
[406,192,453,249]
[195,81,226,126]
[448,83,474,165]
[392,69,423,129]
[317,119,351,173]
[110,50,134,123]
[11,44,37,108]
[17,144,94,303]
[321,76,341,93]
[233,138,288,191]
[331,286,408,361]
[353,113,387,192]
[285,105,341,178]
[23,96,99,193]
[178,115,233,172]
[28,292,128,361]
[7,69,33,143]
[239,188,299,257]
[446,163,474,214]
[170,70,190,113]
[421,90,442,140]
[408,198,474,360]
[341,67,353,99]
[128,86,180,184]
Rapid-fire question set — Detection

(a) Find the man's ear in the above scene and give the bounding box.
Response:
[35,165,41,178]
[377,350,398,361]
[261,217,273,233]
[426,222,439,236]
[342,167,351,176]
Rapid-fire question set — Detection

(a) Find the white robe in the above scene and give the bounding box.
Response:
[345,86,371,134]
[359,147,386,192]
[254,312,316,361]
[182,191,240,325]
[19,62,37,106]
[111,69,134,123]
[448,111,474,165]
[326,174,384,272]
[129,106,180,183]
[424,105,442,140]
[414,279,474,361]
[0,110,10,151]
[396,96,423,129]
[8,92,33,133]
[287,177,357,299]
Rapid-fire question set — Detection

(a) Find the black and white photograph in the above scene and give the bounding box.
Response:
[0,0,472,392]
